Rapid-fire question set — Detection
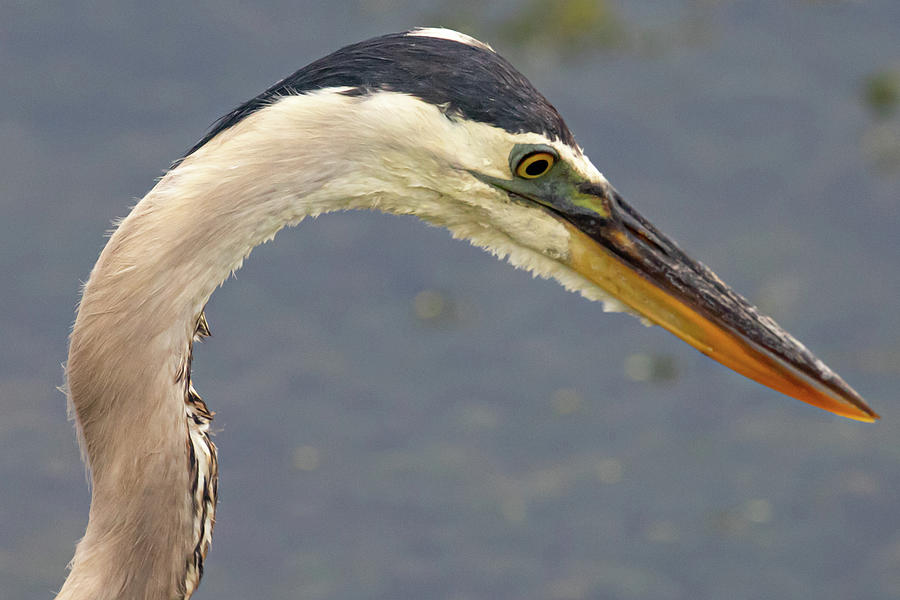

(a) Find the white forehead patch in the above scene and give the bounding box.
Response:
[407,27,495,52]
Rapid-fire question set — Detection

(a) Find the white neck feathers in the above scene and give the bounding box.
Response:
[60,91,389,599]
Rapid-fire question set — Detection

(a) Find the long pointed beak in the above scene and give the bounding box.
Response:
[558,183,878,422]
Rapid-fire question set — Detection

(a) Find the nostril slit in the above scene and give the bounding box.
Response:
[623,219,669,257]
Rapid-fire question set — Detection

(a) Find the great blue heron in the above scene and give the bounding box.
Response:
[57,28,877,599]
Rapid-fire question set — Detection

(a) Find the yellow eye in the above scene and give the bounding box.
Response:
[515,152,555,179]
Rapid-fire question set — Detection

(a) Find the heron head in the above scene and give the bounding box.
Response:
[188,27,876,422]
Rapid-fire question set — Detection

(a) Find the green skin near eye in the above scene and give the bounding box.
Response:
[472,143,611,219]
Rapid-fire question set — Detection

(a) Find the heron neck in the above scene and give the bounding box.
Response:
[59,99,376,599]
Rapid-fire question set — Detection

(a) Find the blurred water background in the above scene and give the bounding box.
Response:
[1,1,899,598]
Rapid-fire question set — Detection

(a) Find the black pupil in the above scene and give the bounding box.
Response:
[525,158,549,176]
